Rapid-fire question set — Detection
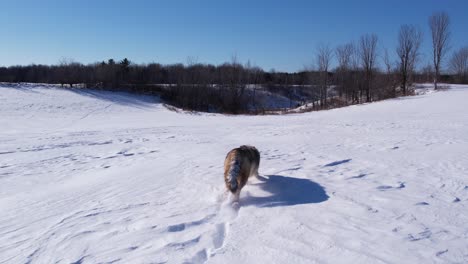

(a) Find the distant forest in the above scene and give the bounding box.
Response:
[0,57,449,112]
[1,12,467,113]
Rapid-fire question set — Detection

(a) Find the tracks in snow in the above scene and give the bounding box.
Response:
[179,193,239,264]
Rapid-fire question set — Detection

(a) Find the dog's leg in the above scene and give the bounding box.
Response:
[233,191,240,203]
[253,164,260,179]
[228,190,240,204]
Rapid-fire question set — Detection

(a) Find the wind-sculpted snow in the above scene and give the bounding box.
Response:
[0,84,467,263]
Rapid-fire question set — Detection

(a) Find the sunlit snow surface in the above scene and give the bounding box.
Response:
[1,83,467,263]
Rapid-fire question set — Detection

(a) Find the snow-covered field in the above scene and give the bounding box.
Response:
[1,83,467,263]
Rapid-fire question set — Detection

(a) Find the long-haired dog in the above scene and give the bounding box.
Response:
[224,145,260,203]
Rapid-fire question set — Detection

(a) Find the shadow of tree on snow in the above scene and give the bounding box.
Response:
[241,175,329,208]
[67,88,160,108]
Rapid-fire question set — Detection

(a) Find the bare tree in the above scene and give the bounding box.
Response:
[336,43,354,101]
[421,63,434,83]
[58,58,83,87]
[225,54,246,113]
[316,44,333,108]
[359,34,378,102]
[350,44,362,103]
[383,48,392,75]
[396,25,423,95]
[383,48,397,97]
[336,43,354,70]
[429,11,450,89]
[449,46,468,83]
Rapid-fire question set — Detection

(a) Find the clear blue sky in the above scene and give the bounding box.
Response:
[1,0,467,72]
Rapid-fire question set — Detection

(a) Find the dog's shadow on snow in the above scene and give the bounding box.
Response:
[241,175,329,207]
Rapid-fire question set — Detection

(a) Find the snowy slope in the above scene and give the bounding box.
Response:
[1,84,467,263]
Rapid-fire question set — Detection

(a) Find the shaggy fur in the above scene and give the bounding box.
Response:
[224,145,260,202]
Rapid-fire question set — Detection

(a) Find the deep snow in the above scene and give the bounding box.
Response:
[0,83,467,263]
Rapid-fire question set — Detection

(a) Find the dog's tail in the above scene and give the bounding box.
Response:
[226,153,241,194]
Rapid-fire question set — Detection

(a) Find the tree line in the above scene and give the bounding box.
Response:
[1,11,467,113]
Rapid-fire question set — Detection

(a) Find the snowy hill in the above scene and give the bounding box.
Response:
[1,84,467,263]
